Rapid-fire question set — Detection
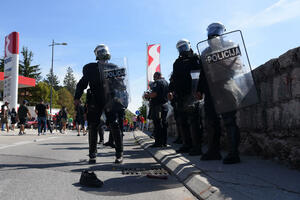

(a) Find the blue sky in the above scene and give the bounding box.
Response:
[1,0,299,112]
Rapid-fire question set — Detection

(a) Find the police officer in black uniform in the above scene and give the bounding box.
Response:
[197,23,241,164]
[144,72,169,147]
[75,44,127,164]
[168,39,203,156]
[74,45,107,164]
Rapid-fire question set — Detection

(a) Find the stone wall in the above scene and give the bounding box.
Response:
[237,47,300,168]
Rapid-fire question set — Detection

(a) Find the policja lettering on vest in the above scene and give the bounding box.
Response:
[206,46,241,64]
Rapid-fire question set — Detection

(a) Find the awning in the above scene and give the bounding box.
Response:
[0,72,36,89]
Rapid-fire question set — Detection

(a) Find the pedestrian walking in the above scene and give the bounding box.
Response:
[35,100,47,136]
[46,104,53,134]
[75,101,85,136]
[59,107,68,134]
[17,100,31,135]
[54,113,61,133]
[10,108,17,131]
[1,102,10,132]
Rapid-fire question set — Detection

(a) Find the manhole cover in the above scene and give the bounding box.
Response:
[122,167,169,176]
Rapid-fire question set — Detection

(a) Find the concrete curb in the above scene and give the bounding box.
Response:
[133,130,230,200]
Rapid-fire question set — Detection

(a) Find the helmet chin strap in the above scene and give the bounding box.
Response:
[97,59,108,63]
[180,49,193,57]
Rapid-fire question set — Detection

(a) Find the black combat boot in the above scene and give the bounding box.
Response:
[111,127,124,164]
[80,170,103,187]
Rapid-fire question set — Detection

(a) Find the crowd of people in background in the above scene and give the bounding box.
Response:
[0,99,145,139]
[0,99,87,136]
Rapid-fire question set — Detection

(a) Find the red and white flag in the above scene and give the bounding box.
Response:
[147,44,160,88]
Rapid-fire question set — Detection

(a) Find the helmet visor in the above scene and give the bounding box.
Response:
[96,49,109,57]
[177,43,190,53]
[96,48,111,60]
[207,25,225,37]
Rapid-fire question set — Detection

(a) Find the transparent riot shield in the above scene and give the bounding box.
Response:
[101,59,129,110]
[197,30,259,114]
[183,70,202,109]
[110,57,131,103]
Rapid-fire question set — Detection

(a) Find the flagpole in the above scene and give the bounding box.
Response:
[145,43,149,130]
[146,43,149,90]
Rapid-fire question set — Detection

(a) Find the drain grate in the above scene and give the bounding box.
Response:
[122,167,169,176]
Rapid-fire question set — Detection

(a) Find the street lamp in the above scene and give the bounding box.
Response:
[49,40,67,114]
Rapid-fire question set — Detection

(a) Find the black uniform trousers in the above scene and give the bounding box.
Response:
[87,104,103,159]
[177,103,203,152]
[151,104,168,146]
[98,119,105,143]
[105,110,124,158]
[204,97,240,156]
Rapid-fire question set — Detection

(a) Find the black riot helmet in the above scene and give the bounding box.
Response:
[207,22,226,39]
[94,44,111,61]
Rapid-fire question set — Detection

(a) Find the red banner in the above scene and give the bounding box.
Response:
[147,44,161,88]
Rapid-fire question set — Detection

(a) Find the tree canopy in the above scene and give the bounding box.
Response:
[57,87,75,117]
[63,67,77,95]
[138,104,147,119]
[28,82,58,106]
[44,69,60,90]
[19,46,42,82]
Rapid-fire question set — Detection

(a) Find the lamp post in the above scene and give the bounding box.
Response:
[49,40,67,114]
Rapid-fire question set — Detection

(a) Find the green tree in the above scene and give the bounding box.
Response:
[63,67,77,95]
[138,104,147,119]
[80,92,87,104]
[44,69,60,90]
[18,47,42,102]
[125,109,135,124]
[27,82,58,106]
[19,46,42,82]
[57,87,75,117]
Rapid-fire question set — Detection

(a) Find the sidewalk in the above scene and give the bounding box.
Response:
[133,130,300,200]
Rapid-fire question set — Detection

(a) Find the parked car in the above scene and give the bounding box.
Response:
[26,119,38,129]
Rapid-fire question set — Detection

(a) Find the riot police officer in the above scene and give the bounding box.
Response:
[168,39,203,156]
[197,22,241,164]
[74,44,128,164]
[144,72,169,147]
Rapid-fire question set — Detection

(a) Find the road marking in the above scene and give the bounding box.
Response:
[0,137,59,150]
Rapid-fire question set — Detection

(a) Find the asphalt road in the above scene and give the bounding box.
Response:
[0,130,196,200]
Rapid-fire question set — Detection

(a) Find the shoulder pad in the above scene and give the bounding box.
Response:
[83,62,97,70]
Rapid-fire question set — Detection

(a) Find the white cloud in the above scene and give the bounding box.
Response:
[231,0,300,29]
